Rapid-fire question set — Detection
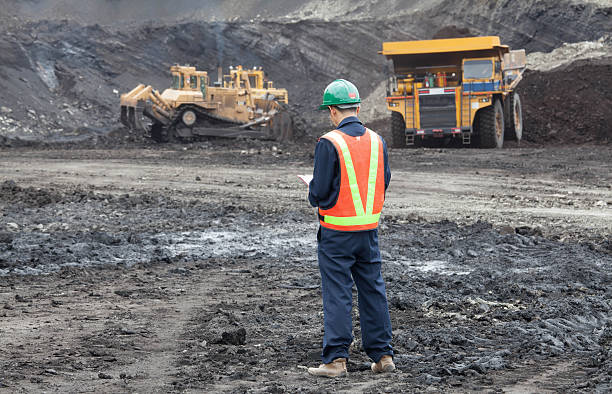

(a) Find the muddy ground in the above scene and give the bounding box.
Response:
[0,141,610,392]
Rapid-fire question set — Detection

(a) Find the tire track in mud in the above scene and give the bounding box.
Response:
[496,360,578,393]
[83,270,216,393]
[0,260,234,392]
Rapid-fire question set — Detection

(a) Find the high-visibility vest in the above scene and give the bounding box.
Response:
[318,128,385,232]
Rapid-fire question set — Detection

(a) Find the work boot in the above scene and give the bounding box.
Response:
[371,355,395,373]
[307,358,347,377]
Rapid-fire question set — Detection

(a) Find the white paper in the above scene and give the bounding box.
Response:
[297,174,313,186]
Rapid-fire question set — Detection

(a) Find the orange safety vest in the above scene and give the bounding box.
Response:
[318,128,385,232]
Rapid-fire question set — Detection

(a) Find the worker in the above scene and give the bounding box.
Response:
[307,79,394,378]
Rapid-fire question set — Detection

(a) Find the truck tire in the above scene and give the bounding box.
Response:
[504,92,523,141]
[391,111,407,148]
[477,99,504,149]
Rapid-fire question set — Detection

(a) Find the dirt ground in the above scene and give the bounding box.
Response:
[1,141,610,392]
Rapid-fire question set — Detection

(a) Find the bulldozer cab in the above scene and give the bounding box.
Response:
[170,65,209,95]
[223,65,266,90]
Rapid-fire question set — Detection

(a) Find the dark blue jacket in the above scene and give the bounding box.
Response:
[308,116,391,211]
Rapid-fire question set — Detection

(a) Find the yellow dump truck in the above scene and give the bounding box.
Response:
[380,36,526,148]
[120,65,292,142]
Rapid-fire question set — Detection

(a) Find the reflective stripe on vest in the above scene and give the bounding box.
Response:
[319,128,384,230]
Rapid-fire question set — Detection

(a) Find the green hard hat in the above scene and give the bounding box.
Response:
[318,79,361,110]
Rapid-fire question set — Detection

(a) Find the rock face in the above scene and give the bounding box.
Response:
[0,0,610,145]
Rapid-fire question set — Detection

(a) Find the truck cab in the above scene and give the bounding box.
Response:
[381,36,525,148]
[463,57,501,91]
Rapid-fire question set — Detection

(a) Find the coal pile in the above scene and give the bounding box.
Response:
[519,36,612,145]
[520,60,612,145]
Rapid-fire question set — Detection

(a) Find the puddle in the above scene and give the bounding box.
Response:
[392,259,472,275]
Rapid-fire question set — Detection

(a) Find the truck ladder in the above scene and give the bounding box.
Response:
[405,80,416,146]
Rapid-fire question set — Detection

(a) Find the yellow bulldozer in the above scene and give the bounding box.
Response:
[120,65,292,142]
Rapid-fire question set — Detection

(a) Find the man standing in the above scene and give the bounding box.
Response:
[307,79,394,377]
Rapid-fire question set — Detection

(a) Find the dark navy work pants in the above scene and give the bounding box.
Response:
[317,226,393,364]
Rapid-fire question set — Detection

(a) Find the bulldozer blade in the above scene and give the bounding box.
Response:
[127,106,136,130]
[128,107,145,132]
[133,103,147,132]
[120,106,129,128]
[123,103,149,132]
